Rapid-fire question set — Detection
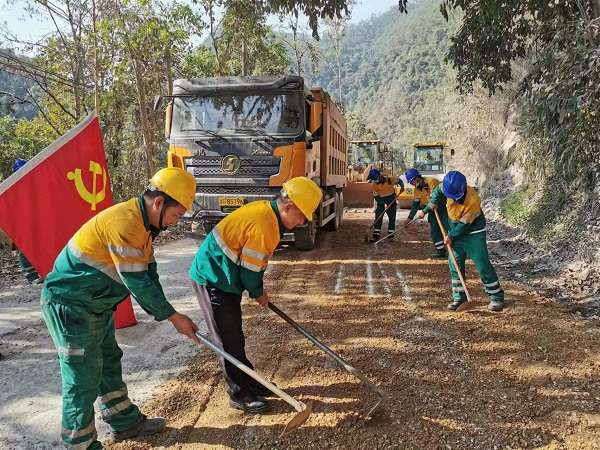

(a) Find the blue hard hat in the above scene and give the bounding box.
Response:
[442,171,467,199]
[367,168,380,181]
[12,158,27,172]
[405,168,421,184]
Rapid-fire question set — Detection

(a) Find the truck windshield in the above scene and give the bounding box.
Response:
[349,142,380,166]
[171,92,303,136]
[414,146,443,172]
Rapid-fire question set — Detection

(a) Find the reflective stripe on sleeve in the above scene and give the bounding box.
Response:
[242,247,269,262]
[68,239,123,284]
[106,245,145,258]
[241,259,266,272]
[468,228,486,234]
[212,228,240,264]
[115,262,148,273]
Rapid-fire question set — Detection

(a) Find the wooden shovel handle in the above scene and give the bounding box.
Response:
[433,209,471,302]
[367,188,404,231]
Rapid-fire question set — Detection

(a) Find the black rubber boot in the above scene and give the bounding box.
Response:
[229,393,270,414]
[110,416,166,442]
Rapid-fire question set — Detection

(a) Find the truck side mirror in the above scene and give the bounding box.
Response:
[153,95,164,111]
[309,125,323,142]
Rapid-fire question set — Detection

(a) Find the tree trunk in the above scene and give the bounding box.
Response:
[242,36,248,76]
[132,61,156,177]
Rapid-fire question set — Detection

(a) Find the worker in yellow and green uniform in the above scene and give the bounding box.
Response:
[366,168,404,242]
[190,177,322,414]
[12,158,43,284]
[41,168,200,449]
[403,168,447,258]
[418,171,504,312]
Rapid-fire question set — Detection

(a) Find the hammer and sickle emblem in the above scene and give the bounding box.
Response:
[67,161,107,211]
[220,154,241,175]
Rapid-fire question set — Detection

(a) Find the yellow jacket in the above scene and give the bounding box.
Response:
[190,200,284,298]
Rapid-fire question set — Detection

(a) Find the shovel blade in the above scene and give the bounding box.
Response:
[279,401,313,438]
[456,301,479,312]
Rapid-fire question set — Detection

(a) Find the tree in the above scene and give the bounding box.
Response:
[322,0,354,105]
[277,14,320,76]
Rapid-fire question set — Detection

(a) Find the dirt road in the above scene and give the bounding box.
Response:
[99,210,600,450]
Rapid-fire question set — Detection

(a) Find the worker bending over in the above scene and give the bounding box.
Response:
[366,169,404,242]
[41,168,200,449]
[417,171,504,311]
[190,177,322,414]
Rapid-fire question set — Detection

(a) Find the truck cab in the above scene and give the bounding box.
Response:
[160,75,347,250]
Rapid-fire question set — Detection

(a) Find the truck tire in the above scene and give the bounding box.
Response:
[294,214,317,250]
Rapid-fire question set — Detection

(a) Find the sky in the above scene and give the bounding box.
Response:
[0,0,399,43]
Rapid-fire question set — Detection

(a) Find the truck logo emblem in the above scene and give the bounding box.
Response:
[221,154,241,175]
[67,160,107,211]
[252,149,271,156]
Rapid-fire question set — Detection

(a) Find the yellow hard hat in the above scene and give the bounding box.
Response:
[149,167,196,211]
[282,176,322,220]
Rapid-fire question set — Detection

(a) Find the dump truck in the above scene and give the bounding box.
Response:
[344,139,391,208]
[158,75,347,250]
[397,141,451,208]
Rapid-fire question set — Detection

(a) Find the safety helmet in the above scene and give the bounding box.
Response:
[12,158,27,172]
[367,168,380,182]
[442,171,467,199]
[149,167,196,211]
[405,168,421,184]
[282,177,322,220]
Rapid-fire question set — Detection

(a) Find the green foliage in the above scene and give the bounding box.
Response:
[308,1,458,155]
[438,0,584,94]
[345,110,377,141]
[500,180,580,245]
[0,115,55,179]
[519,8,600,186]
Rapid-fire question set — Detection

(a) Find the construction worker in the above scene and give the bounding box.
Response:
[403,168,447,258]
[417,171,504,312]
[41,167,200,449]
[190,177,322,414]
[366,168,404,242]
[12,158,43,284]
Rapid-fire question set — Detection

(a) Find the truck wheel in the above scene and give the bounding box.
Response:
[294,214,317,250]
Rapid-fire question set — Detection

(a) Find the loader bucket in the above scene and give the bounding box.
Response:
[343,182,375,208]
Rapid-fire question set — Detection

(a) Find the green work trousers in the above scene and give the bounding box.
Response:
[18,250,41,283]
[41,297,143,449]
[447,230,504,302]
[427,209,447,256]
[374,193,397,236]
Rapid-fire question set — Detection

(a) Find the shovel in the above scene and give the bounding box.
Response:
[193,331,312,437]
[267,302,388,418]
[432,209,479,312]
[363,189,404,243]
[372,219,413,247]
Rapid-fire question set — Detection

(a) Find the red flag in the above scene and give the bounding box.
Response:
[0,111,136,328]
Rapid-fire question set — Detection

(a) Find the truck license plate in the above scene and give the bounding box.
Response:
[218,197,245,207]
